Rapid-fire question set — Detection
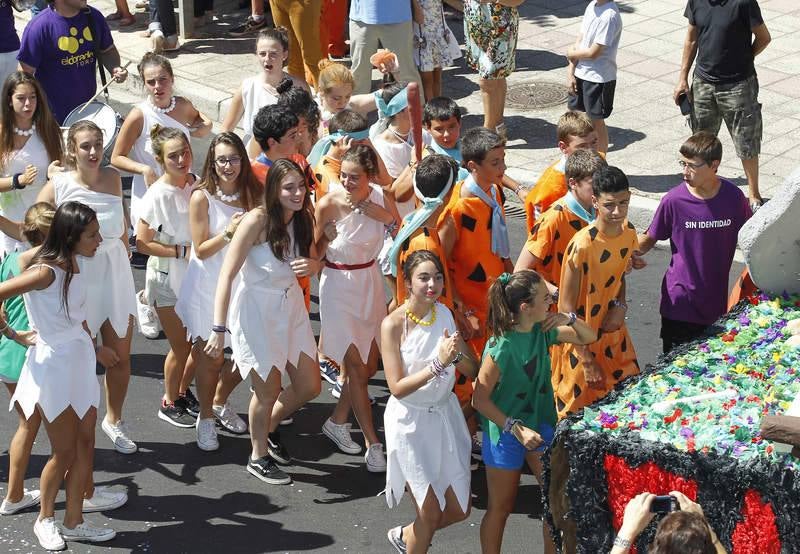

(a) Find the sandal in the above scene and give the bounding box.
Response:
[118,15,137,26]
[105,11,123,20]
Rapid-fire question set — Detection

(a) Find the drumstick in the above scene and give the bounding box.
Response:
[75,60,133,114]
[406,82,423,161]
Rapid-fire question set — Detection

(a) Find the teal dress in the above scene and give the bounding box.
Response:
[0,252,29,383]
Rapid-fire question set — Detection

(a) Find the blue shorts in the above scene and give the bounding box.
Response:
[482,424,555,470]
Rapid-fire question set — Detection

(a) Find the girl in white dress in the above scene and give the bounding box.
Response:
[38,121,139,455]
[0,72,63,256]
[175,133,261,451]
[135,126,197,428]
[110,53,212,226]
[381,250,478,553]
[206,159,321,485]
[221,28,308,158]
[315,145,399,472]
[0,202,116,550]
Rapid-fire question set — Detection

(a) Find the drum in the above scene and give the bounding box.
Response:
[62,101,123,166]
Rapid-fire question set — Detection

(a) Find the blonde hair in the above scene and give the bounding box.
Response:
[317,59,354,94]
[22,202,55,246]
[557,111,594,143]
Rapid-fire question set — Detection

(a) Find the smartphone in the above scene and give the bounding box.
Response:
[650,495,679,514]
[677,92,692,116]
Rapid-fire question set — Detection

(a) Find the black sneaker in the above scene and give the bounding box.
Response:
[247,456,291,485]
[177,389,200,416]
[228,15,267,37]
[267,432,291,465]
[158,401,196,428]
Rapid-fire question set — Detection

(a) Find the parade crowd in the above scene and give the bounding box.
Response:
[0,0,772,552]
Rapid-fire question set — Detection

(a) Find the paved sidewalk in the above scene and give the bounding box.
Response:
[13,0,800,199]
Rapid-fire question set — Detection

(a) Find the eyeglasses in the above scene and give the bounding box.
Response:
[678,160,706,170]
[215,156,242,167]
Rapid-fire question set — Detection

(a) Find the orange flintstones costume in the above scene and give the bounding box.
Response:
[524,158,567,232]
[441,180,507,402]
[395,225,454,310]
[552,222,640,418]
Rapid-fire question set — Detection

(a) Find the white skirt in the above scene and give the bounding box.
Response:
[384,392,471,513]
[10,334,99,422]
[79,239,137,337]
[230,280,316,383]
[175,267,225,345]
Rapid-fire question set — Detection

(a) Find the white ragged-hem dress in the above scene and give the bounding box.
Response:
[230,229,316,382]
[384,303,471,513]
[175,189,243,344]
[10,265,99,422]
[318,184,387,365]
[53,172,137,337]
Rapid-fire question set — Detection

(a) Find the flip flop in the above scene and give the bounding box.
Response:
[118,15,137,26]
[105,11,123,20]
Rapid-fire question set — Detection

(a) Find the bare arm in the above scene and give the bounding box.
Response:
[135,220,185,258]
[189,190,243,260]
[0,214,22,241]
[110,108,158,183]
[636,233,657,256]
[471,354,509,428]
[567,42,605,63]
[674,24,698,103]
[752,23,771,57]
[220,88,245,133]
[181,99,213,138]
[0,265,56,306]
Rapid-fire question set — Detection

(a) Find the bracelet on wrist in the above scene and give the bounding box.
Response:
[503,416,520,434]
[12,173,25,190]
[451,351,463,365]
[566,312,577,326]
[211,324,230,334]
[613,535,632,549]
[174,244,179,259]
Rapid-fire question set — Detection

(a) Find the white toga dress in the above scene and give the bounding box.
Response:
[384,304,471,513]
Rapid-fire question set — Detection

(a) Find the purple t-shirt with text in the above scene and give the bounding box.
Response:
[17,6,113,123]
[647,178,751,326]
[1,1,21,53]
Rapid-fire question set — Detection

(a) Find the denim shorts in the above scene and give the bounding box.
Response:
[482,424,555,470]
[691,74,762,160]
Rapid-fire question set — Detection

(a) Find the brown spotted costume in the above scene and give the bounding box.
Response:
[551,222,640,418]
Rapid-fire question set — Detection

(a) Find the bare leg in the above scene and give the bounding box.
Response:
[248,368,282,460]
[526,452,556,554]
[420,70,435,104]
[269,352,321,432]
[191,340,223,420]
[479,77,507,131]
[178,349,196,395]
[213,359,243,406]
[742,156,761,202]
[38,407,79,521]
[592,118,609,154]
[71,409,97,527]
[155,306,191,403]
[4,386,42,504]
[432,67,443,99]
[402,486,470,554]
[343,342,380,447]
[480,465,522,554]
[99,317,134,425]
[251,0,264,17]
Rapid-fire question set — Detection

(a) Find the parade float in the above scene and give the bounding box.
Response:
[543,169,800,553]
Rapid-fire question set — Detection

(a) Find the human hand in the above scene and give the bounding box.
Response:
[542,311,570,332]
[567,73,578,95]
[601,305,626,332]
[143,166,158,186]
[582,358,607,390]
[329,136,352,160]
[204,330,225,359]
[514,185,527,201]
[290,256,320,277]
[436,328,460,366]
[19,164,38,186]
[112,66,128,83]
[11,329,37,347]
[96,345,120,369]
[669,490,702,517]
[512,423,544,450]
[673,79,690,105]
[47,160,64,180]
[356,200,388,223]
[630,250,647,271]
[453,308,475,341]
[619,492,656,541]
[226,212,244,235]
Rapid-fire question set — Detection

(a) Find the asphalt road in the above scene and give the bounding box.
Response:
[0,102,745,553]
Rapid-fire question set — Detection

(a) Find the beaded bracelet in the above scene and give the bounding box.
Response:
[503,416,521,434]
[429,357,447,379]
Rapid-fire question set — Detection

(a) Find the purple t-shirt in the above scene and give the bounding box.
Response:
[1,1,21,53]
[17,6,113,123]
[647,178,751,325]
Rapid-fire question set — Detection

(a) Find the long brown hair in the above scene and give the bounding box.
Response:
[64,120,103,169]
[0,72,63,168]
[198,132,260,211]
[486,270,542,337]
[149,124,191,169]
[263,159,314,260]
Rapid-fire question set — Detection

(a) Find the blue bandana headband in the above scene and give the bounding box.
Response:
[307,129,372,168]
[374,86,409,118]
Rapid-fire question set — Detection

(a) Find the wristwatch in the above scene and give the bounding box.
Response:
[222,227,235,243]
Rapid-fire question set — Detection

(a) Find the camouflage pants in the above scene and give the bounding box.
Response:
[691,74,762,160]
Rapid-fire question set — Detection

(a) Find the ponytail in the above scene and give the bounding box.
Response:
[486,270,542,337]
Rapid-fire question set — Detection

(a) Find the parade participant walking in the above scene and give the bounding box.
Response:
[111,53,211,227]
[175,133,260,451]
[206,159,321,484]
[674,0,771,210]
[2,202,117,550]
[221,28,308,158]
[472,270,596,554]
[16,0,128,123]
[0,72,62,256]
[381,250,478,554]
[135,126,197,428]
[38,121,139,454]
[316,145,399,471]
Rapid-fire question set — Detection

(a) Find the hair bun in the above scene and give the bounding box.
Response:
[277,77,294,95]
[149,123,164,142]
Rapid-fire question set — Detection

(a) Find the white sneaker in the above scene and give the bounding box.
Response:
[57,520,116,542]
[212,403,247,434]
[101,419,137,454]
[34,516,65,551]
[0,489,40,515]
[322,418,362,454]
[136,290,160,339]
[82,486,128,513]
[365,443,387,473]
[196,417,219,451]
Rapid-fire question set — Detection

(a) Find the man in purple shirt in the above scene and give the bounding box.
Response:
[17,0,128,124]
[636,131,751,353]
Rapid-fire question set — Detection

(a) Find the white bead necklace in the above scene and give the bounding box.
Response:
[216,189,240,203]
[148,96,177,114]
[14,124,35,137]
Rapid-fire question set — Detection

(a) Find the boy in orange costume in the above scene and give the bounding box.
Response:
[515,149,606,292]
[524,112,599,231]
[440,127,513,402]
[552,165,639,418]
